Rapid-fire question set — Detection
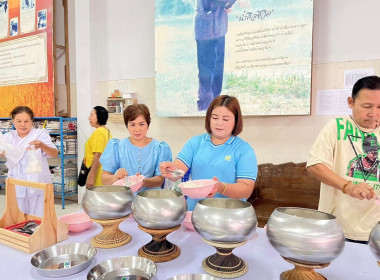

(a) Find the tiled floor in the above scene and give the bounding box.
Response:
[0,188,82,218]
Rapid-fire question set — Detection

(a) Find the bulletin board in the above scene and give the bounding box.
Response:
[0,0,54,117]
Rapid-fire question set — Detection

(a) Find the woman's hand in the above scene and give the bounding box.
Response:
[29,140,44,150]
[115,168,128,179]
[86,177,95,189]
[102,170,126,185]
[207,177,221,197]
[159,162,177,178]
[29,140,58,157]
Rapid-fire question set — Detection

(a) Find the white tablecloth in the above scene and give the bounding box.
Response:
[1,217,379,280]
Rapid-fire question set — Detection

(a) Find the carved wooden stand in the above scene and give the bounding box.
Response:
[202,239,248,279]
[90,215,131,248]
[137,224,181,263]
[280,256,329,280]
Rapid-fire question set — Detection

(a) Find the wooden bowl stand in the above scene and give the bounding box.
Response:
[137,224,181,263]
[202,239,248,279]
[90,215,131,248]
[0,178,68,253]
[280,256,329,280]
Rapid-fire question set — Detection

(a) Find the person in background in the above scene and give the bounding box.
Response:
[2,106,58,216]
[160,95,257,210]
[307,75,380,243]
[100,104,172,190]
[84,106,111,189]
[195,0,251,110]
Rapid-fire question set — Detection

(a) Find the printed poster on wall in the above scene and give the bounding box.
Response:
[0,0,54,117]
[0,0,9,39]
[155,0,313,116]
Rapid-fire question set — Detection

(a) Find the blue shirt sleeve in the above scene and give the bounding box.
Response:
[236,144,257,181]
[177,135,203,168]
[99,138,120,174]
[154,141,173,176]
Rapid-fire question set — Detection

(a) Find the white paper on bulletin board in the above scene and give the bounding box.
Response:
[344,68,375,89]
[316,89,351,116]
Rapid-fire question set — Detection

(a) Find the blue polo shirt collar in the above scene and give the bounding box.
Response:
[205,134,236,145]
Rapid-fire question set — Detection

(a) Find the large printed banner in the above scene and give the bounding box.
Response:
[155,0,313,116]
[0,0,54,117]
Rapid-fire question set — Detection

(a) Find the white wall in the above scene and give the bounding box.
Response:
[312,0,380,64]
[68,0,380,166]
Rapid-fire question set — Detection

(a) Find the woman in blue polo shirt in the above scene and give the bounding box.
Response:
[160,95,257,210]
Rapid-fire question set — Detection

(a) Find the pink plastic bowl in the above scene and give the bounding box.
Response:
[376,197,380,205]
[178,179,217,199]
[182,211,195,231]
[59,212,93,233]
[112,175,145,192]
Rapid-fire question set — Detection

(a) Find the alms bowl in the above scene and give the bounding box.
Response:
[266,207,345,265]
[59,212,93,233]
[82,185,133,220]
[132,189,187,229]
[369,221,380,263]
[178,179,216,198]
[192,198,257,243]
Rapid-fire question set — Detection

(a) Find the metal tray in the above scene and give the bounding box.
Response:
[87,256,157,280]
[31,243,97,277]
[167,274,220,280]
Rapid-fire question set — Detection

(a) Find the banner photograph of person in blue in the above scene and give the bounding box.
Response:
[155,0,313,116]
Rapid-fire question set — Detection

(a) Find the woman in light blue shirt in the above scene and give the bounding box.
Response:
[160,95,257,210]
[100,104,172,191]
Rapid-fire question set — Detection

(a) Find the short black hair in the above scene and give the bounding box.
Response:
[205,95,243,136]
[352,75,380,101]
[10,106,34,120]
[93,106,108,125]
[124,104,151,128]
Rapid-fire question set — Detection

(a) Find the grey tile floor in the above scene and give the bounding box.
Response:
[0,188,82,218]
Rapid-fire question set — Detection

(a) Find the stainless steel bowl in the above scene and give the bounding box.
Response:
[369,221,380,263]
[31,243,97,277]
[87,256,157,280]
[167,274,220,280]
[82,185,133,220]
[266,207,345,265]
[131,189,187,229]
[192,198,257,243]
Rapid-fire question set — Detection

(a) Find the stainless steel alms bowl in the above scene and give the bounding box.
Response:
[131,189,187,229]
[87,256,157,280]
[167,274,220,280]
[369,221,380,263]
[82,185,133,220]
[31,243,97,278]
[192,198,257,243]
[266,207,345,265]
